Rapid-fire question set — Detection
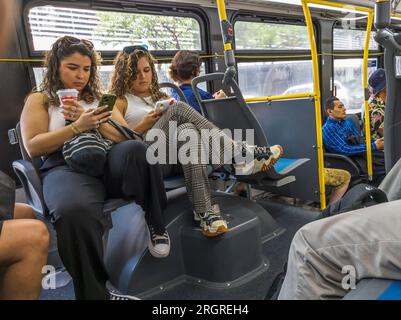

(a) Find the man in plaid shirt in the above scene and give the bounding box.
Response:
[323,96,385,178]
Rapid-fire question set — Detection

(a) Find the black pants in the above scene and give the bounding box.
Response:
[42,140,167,300]
[350,150,386,182]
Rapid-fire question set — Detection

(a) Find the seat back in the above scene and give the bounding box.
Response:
[13,122,48,216]
[192,73,268,147]
[159,82,189,105]
[15,122,42,173]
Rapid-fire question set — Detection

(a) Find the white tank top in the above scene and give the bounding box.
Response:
[123,94,154,129]
[47,99,98,132]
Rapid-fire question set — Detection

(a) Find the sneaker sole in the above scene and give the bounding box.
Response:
[148,244,170,258]
[110,292,141,300]
[201,224,228,237]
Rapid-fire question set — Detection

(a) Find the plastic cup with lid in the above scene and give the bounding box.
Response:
[57,89,79,107]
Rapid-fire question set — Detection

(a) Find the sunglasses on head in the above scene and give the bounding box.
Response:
[123,44,149,54]
[59,36,94,50]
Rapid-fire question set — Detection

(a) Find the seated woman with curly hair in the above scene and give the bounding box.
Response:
[108,45,284,238]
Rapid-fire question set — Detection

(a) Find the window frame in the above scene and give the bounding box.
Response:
[24,1,209,57]
[23,0,211,91]
[232,12,319,97]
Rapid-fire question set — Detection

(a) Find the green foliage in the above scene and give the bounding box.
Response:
[95,12,201,50]
[235,21,310,50]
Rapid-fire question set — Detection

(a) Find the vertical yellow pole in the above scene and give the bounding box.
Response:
[363,11,374,180]
[301,0,326,209]
[216,0,232,51]
[216,0,228,21]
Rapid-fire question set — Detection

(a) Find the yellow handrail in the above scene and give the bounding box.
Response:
[302,0,376,208]
[306,0,372,13]
[0,52,385,64]
[245,93,315,103]
[216,0,228,22]
[363,11,374,180]
[216,0,232,51]
[302,0,326,209]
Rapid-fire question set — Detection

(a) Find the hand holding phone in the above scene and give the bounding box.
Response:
[154,98,176,113]
[98,94,117,112]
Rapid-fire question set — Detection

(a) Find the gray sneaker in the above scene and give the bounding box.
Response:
[193,205,228,237]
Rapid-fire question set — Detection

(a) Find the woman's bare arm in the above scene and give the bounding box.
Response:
[20,93,77,158]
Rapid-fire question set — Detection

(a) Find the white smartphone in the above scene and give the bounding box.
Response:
[154,98,176,112]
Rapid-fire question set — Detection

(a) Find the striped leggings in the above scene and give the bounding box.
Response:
[145,101,238,214]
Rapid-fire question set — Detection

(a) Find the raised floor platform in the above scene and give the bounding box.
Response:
[104,192,285,299]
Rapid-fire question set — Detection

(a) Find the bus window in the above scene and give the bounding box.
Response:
[333,26,379,113]
[333,58,377,113]
[27,5,202,52]
[238,60,313,98]
[235,21,310,50]
[33,59,207,92]
[333,28,378,51]
[234,20,313,97]
[27,4,206,90]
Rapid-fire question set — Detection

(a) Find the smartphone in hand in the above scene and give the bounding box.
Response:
[98,94,117,112]
[154,98,176,113]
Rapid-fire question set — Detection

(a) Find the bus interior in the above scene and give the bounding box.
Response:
[2,0,401,300]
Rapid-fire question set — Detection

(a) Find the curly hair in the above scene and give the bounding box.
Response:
[109,49,168,102]
[169,50,201,82]
[38,36,102,107]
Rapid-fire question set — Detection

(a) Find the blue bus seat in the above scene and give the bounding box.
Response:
[343,279,401,300]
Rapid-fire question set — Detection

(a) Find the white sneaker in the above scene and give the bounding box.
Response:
[148,226,170,258]
[234,144,283,175]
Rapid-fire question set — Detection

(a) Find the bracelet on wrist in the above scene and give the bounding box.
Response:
[70,123,81,135]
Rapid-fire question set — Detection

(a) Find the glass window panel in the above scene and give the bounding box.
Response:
[235,21,310,50]
[333,28,378,51]
[237,60,313,98]
[28,6,201,51]
[333,58,378,113]
[32,63,206,93]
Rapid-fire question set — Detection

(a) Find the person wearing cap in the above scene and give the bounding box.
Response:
[367,68,386,140]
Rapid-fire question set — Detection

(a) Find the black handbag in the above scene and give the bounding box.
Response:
[107,119,143,141]
[346,134,365,145]
[62,129,114,177]
[0,170,15,221]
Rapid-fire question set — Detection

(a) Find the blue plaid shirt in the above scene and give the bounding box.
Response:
[322,117,377,156]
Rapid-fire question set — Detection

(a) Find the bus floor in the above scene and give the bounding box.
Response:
[15,188,320,300]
